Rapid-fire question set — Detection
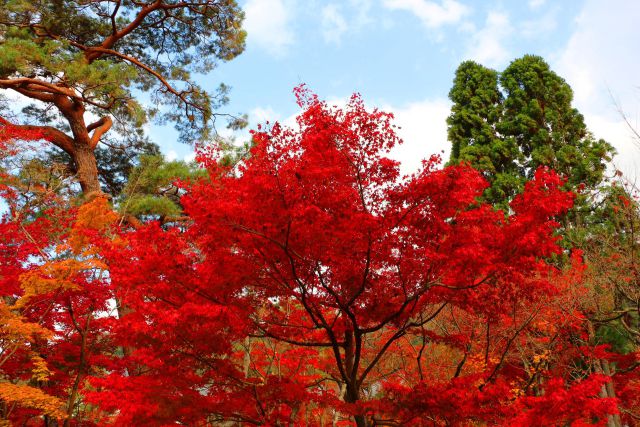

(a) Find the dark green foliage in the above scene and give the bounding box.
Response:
[95,141,162,196]
[447,55,614,209]
[118,155,206,222]
[596,321,636,355]
[45,140,162,196]
[0,0,247,153]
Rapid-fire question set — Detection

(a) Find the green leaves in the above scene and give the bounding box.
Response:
[0,0,246,146]
[118,155,206,221]
[447,55,615,210]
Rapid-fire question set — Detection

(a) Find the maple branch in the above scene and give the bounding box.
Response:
[360,290,422,334]
[314,261,358,328]
[358,302,448,386]
[484,319,491,366]
[415,327,428,380]
[66,300,91,420]
[251,331,338,348]
[481,310,538,389]
[358,329,407,387]
[249,224,352,383]
[346,233,372,307]
[0,116,75,154]
[453,345,470,379]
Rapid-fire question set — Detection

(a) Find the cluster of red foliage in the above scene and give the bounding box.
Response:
[1,88,637,426]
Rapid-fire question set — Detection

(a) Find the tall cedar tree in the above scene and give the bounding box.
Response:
[0,0,246,195]
[447,55,614,209]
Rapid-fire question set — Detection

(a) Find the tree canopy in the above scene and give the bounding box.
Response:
[0,0,246,194]
[0,6,639,421]
[447,55,614,208]
[2,87,636,426]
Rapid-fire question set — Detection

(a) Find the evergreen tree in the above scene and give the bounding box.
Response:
[0,0,246,195]
[447,55,614,209]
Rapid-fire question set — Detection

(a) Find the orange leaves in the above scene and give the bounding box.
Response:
[29,355,51,382]
[15,196,116,304]
[0,302,52,344]
[69,195,118,254]
[0,187,122,424]
[17,257,107,309]
[0,382,66,420]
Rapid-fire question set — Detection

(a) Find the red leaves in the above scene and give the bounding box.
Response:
[383,375,618,426]
[2,86,630,425]
[174,86,589,423]
[513,375,618,427]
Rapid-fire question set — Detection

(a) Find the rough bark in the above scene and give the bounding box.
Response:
[71,143,101,195]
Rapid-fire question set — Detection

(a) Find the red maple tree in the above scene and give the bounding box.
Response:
[0,90,627,426]
[85,87,619,425]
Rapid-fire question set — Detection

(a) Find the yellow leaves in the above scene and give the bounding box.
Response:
[532,318,557,336]
[466,353,500,374]
[510,383,524,398]
[30,355,51,382]
[69,195,118,254]
[531,349,550,366]
[0,382,66,419]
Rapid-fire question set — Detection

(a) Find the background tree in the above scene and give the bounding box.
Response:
[0,0,246,195]
[446,60,521,205]
[117,154,206,224]
[448,55,637,427]
[447,55,614,209]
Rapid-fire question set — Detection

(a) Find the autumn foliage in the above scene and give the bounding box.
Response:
[1,88,637,426]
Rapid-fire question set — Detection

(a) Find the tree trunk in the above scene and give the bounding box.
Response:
[353,414,368,427]
[341,329,369,427]
[587,322,622,427]
[57,96,103,196]
[344,384,368,427]
[600,359,622,427]
[72,144,101,195]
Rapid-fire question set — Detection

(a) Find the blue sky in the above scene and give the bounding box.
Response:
[153,0,640,176]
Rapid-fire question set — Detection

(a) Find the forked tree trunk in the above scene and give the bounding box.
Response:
[59,99,104,196]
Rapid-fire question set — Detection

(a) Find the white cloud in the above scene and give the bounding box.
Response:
[555,1,640,112]
[165,150,178,161]
[321,4,348,44]
[243,0,294,56]
[184,151,197,163]
[385,98,451,175]
[465,11,512,68]
[382,0,469,29]
[245,97,451,175]
[318,0,373,45]
[250,106,280,124]
[585,113,639,179]
[528,0,546,9]
[554,0,640,177]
